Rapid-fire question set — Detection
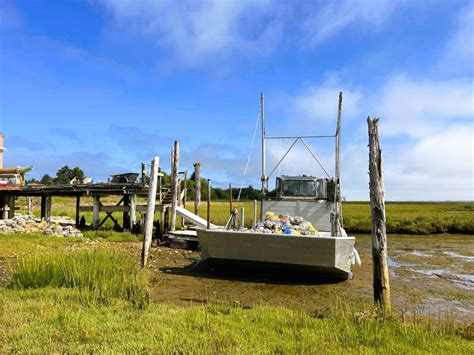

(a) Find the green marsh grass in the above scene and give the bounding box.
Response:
[9,248,149,308]
[1,289,472,353]
[16,197,474,234]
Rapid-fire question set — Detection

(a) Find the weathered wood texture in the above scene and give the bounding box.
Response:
[92,195,100,229]
[75,196,80,225]
[27,196,33,216]
[41,195,51,221]
[141,156,159,268]
[122,194,130,231]
[170,141,179,231]
[130,194,137,230]
[193,162,201,215]
[207,179,211,229]
[368,117,391,310]
[229,183,233,215]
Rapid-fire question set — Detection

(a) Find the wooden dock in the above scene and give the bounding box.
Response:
[0,182,173,232]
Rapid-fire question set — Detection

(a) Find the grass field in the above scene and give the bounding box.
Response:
[3,200,472,351]
[17,197,474,234]
[1,233,472,353]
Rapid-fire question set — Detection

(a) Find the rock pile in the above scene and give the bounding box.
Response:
[0,214,83,237]
[251,211,318,236]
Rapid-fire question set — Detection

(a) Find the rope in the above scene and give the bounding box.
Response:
[237,108,260,201]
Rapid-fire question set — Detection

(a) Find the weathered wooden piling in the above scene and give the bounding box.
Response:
[41,195,52,222]
[229,183,233,215]
[207,179,211,229]
[92,195,100,229]
[193,162,201,215]
[27,196,33,216]
[170,141,179,232]
[75,196,80,225]
[122,194,131,231]
[141,156,159,268]
[130,194,137,230]
[368,117,391,311]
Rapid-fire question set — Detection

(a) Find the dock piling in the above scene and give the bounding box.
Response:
[141,156,159,267]
[368,117,391,311]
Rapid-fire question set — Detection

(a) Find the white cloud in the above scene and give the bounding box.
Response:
[97,0,401,67]
[300,0,395,48]
[376,75,473,137]
[98,0,281,67]
[385,123,474,200]
[288,75,474,200]
[293,79,363,122]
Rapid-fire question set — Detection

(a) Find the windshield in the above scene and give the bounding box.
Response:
[281,180,316,197]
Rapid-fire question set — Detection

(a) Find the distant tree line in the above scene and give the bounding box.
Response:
[162,170,261,201]
[26,165,261,200]
[26,165,85,185]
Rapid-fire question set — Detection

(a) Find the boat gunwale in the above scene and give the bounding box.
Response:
[197,229,355,241]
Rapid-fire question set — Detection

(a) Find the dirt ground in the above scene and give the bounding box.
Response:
[116,234,473,321]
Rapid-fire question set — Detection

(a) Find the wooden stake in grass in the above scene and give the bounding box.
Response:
[170,141,179,232]
[141,156,159,268]
[367,117,391,311]
[193,162,201,215]
[207,179,211,229]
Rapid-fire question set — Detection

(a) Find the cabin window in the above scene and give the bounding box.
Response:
[281,180,316,197]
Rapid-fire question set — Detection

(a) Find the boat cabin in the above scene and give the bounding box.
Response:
[275,175,337,201]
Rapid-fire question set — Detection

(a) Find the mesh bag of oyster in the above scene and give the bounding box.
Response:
[248,211,318,236]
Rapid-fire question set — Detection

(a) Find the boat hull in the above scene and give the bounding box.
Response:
[197,230,355,279]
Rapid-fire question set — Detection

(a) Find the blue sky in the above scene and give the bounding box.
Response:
[0,0,472,200]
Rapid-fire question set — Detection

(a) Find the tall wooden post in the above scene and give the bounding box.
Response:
[75,195,80,226]
[27,196,33,216]
[130,194,137,231]
[240,207,245,228]
[7,195,15,219]
[193,162,201,215]
[170,141,179,231]
[368,117,391,311]
[229,183,233,215]
[92,195,100,229]
[41,195,51,222]
[141,156,159,267]
[123,195,131,231]
[207,179,211,229]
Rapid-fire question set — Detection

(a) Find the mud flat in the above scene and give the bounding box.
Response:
[141,234,474,321]
[0,232,472,321]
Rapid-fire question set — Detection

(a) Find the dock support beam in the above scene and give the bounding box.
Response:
[142,156,159,267]
[7,195,15,219]
[92,195,100,229]
[27,197,33,216]
[368,117,391,311]
[130,194,137,230]
[123,195,130,231]
[75,195,80,226]
[40,195,51,222]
